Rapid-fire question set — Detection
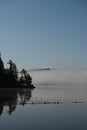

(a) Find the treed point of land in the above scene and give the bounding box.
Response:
[0,53,35,88]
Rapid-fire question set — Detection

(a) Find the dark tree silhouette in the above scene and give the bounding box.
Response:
[8,60,18,80]
[0,52,4,72]
[0,53,35,88]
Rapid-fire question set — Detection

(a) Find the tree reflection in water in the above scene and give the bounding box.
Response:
[0,88,33,115]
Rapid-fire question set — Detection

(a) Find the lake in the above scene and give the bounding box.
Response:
[0,69,87,130]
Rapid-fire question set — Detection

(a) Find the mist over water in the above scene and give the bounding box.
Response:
[30,69,87,87]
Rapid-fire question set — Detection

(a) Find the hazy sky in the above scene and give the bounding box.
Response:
[0,0,87,69]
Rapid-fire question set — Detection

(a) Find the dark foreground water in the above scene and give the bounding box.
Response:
[1,103,87,130]
[0,87,87,130]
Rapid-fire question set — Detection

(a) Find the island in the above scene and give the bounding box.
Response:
[0,53,35,88]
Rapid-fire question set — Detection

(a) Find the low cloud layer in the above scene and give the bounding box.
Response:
[30,69,87,87]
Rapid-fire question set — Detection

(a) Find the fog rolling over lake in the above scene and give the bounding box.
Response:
[30,69,87,87]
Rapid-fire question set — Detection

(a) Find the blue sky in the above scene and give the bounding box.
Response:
[0,0,87,69]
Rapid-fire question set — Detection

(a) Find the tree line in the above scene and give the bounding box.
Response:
[0,54,33,88]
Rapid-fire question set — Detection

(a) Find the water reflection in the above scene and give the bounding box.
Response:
[0,88,34,115]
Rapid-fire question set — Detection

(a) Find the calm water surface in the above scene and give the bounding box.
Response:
[0,87,87,130]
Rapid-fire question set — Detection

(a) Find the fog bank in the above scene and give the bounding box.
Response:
[29,69,87,87]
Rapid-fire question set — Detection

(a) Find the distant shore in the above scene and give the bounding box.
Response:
[29,68,56,71]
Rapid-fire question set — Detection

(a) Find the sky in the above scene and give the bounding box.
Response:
[0,0,87,69]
